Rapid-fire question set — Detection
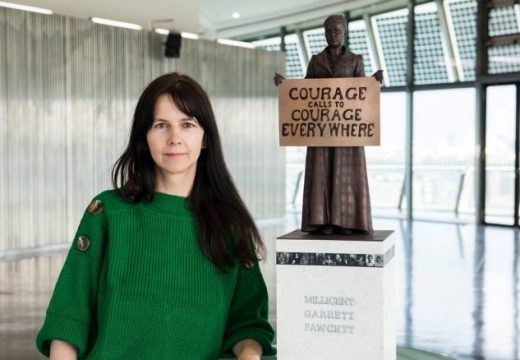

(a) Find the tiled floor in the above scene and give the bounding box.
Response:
[1,215,518,359]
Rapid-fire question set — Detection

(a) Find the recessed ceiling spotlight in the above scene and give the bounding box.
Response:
[0,1,52,14]
[232,12,240,19]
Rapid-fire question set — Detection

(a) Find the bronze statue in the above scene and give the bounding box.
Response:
[274,15,383,235]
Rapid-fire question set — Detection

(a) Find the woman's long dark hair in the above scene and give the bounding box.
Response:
[112,73,265,271]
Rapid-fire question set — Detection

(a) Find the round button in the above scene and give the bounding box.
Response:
[88,199,104,216]
[77,235,91,251]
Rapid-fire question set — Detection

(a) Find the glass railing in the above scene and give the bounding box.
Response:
[287,162,516,223]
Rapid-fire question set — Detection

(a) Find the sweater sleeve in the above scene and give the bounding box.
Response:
[220,262,276,358]
[35,197,106,358]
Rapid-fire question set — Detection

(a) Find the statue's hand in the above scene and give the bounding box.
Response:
[371,70,384,84]
[273,72,285,87]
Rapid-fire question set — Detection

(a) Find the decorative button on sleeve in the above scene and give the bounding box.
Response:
[87,199,104,215]
[77,235,91,252]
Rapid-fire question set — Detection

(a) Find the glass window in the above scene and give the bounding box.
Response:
[445,0,477,81]
[414,2,451,84]
[489,5,519,37]
[372,9,408,86]
[303,27,326,56]
[252,36,281,52]
[283,34,306,78]
[366,92,406,216]
[348,20,374,76]
[252,34,305,78]
[413,88,476,221]
[485,85,516,225]
[488,44,520,74]
[488,5,520,74]
[286,146,306,208]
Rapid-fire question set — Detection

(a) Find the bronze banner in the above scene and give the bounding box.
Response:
[278,77,380,147]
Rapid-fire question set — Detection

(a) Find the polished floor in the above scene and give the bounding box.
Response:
[0,214,518,359]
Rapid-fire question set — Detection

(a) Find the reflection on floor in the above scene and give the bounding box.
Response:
[0,214,518,360]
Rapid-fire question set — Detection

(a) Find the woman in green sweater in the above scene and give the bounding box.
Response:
[36,73,276,359]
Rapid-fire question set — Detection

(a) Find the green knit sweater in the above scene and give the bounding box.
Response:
[36,190,275,359]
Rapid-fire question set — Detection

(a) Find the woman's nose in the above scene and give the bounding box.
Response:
[168,128,182,145]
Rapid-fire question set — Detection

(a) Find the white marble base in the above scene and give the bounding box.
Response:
[276,230,395,360]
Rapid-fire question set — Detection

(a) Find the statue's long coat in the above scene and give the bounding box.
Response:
[301,46,373,234]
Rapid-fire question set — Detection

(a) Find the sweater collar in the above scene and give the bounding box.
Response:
[141,192,195,218]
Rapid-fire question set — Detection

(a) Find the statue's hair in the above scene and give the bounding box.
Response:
[324,15,346,30]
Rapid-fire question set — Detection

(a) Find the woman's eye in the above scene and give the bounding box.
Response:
[154,122,167,129]
[183,122,196,128]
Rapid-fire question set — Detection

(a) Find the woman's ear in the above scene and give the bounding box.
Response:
[202,136,207,149]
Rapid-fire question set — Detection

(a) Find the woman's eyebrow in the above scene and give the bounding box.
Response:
[180,117,199,123]
[152,117,198,123]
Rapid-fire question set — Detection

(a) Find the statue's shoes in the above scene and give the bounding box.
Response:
[339,228,353,235]
[319,225,335,235]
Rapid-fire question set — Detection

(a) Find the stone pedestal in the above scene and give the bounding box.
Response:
[276,230,395,360]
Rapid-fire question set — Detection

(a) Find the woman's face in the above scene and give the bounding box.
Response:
[146,94,205,181]
[325,21,345,49]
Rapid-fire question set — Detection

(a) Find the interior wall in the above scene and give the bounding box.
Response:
[0,8,285,251]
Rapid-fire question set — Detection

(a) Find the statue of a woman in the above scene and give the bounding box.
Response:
[274,15,383,235]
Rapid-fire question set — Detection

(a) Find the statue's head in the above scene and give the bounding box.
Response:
[324,15,346,49]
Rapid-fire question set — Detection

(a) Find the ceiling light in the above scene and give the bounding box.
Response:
[155,28,170,35]
[155,29,199,40]
[181,32,199,40]
[0,1,52,14]
[90,17,142,30]
[232,12,240,19]
[217,39,255,49]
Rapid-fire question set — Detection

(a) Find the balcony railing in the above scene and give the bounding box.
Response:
[287,162,516,222]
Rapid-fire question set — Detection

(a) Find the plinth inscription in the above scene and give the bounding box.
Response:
[303,295,356,335]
